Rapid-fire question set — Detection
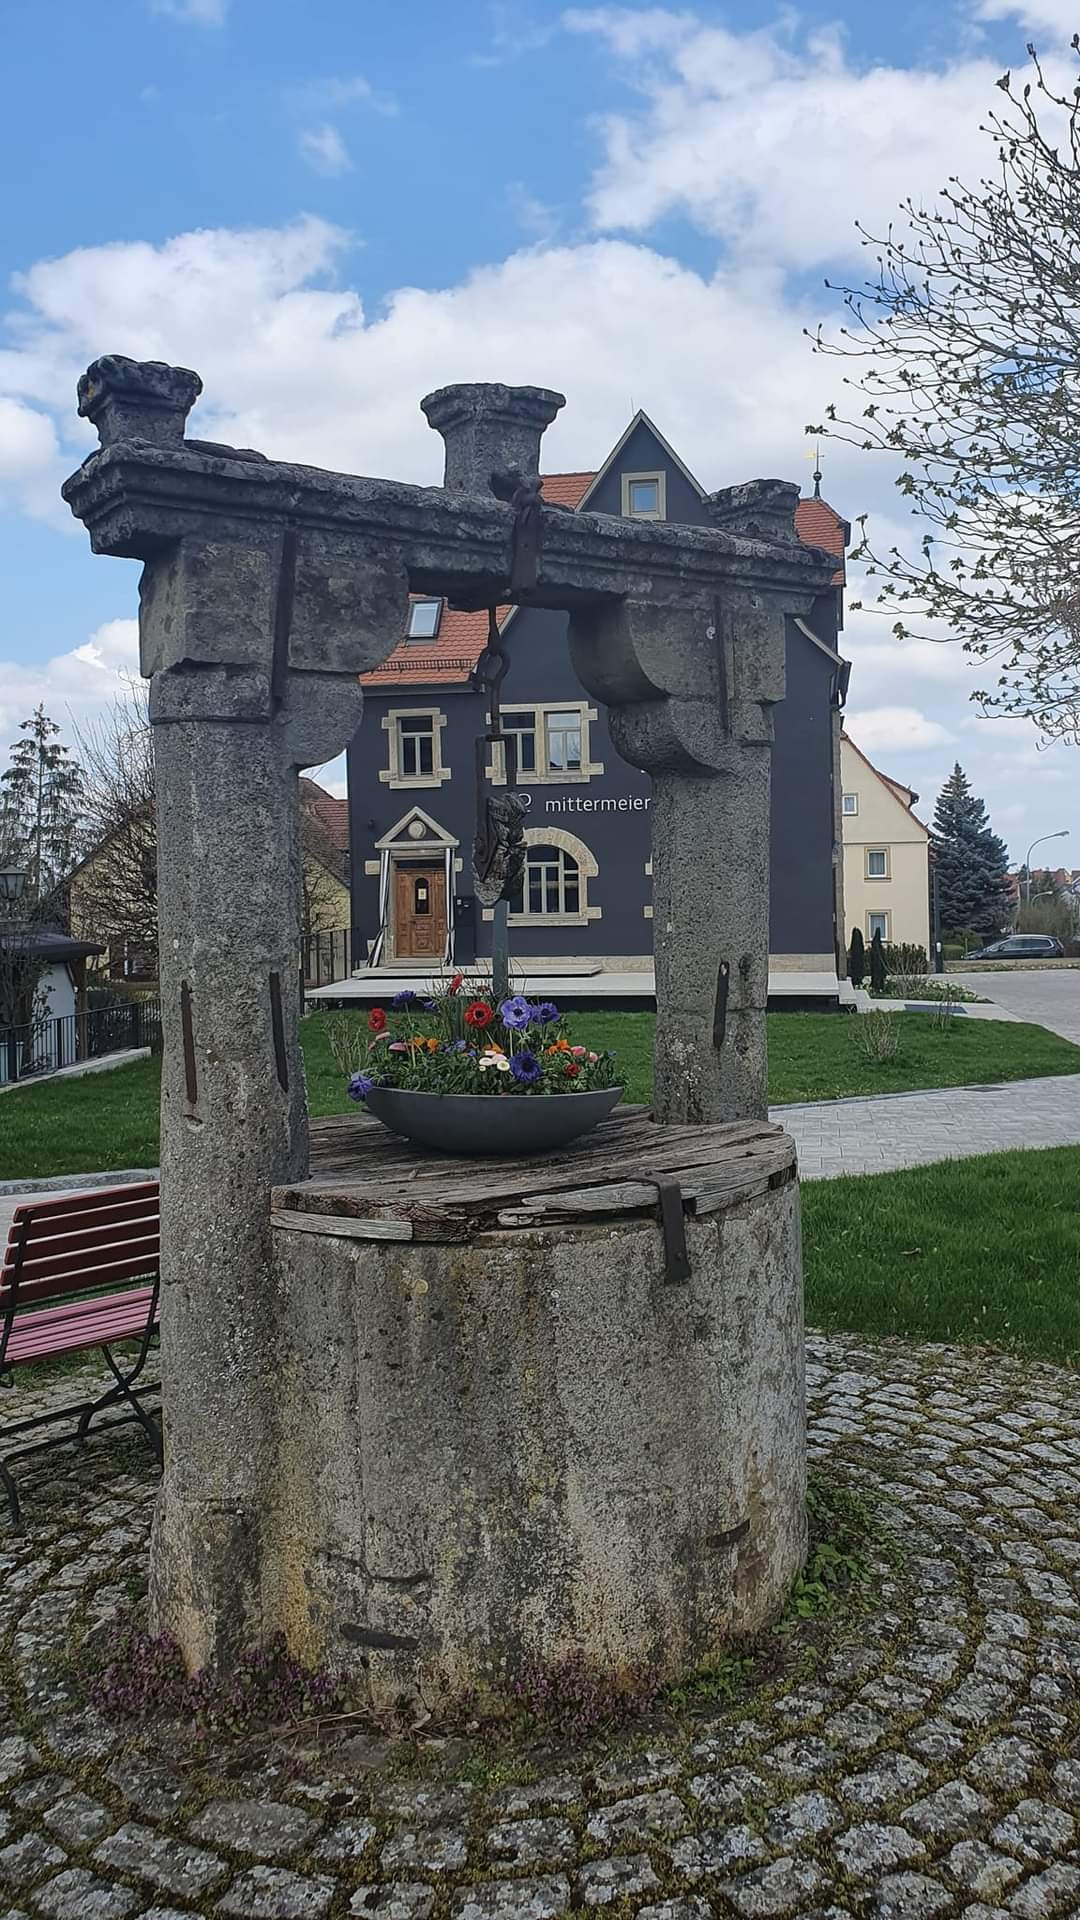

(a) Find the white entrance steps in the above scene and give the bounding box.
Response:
[306,965,850,1008]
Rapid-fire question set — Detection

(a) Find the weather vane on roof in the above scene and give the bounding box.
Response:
[805,442,824,499]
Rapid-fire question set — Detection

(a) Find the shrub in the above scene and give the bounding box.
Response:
[852,1009,901,1063]
[847,927,866,986]
[881,941,927,974]
[869,930,887,995]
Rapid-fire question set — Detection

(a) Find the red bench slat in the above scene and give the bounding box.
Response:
[5,1230,160,1290]
[8,1181,159,1225]
[5,1291,159,1365]
[2,1252,161,1311]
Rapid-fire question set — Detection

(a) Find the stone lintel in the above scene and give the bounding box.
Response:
[62,443,836,628]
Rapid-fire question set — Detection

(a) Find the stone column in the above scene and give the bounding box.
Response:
[571,487,805,1124]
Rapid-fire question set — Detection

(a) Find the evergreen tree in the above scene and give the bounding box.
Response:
[931,763,1010,937]
[0,707,85,904]
[869,928,887,994]
[848,926,866,986]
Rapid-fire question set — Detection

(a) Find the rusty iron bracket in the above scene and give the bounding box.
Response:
[655,1176,691,1283]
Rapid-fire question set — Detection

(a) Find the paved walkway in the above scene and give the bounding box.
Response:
[775,1072,1080,1180]
[952,967,1080,1046]
[2,1333,1079,1918]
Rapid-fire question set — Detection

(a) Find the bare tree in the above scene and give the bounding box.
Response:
[812,42,1080,741]
[70,690,157,977]
[69,698,349,981]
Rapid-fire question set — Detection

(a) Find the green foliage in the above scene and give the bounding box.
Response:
[327,983,619,1100]
[803,1143,1080,1364]
[4,1011,1080,1182]
[847,926,866,986]
[869,928,887,993]
[813,49,1080,738]
[931,764,1011,935]
[0,705,85,902]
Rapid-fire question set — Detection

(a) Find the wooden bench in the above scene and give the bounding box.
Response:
[0,1180,162,1528]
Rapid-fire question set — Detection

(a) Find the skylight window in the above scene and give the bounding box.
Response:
[407,598,442,641]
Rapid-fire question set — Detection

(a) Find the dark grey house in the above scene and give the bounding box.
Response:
[346,413,850,997]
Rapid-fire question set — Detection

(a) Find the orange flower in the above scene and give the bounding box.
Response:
[546,1036,572,1053]
[426,1037,439,1053]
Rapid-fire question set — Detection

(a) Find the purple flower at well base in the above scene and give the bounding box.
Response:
[347,1074,376,1102]
[499,994,535,1030]
[509,1049,542,1086]
[532,1000,560,1025]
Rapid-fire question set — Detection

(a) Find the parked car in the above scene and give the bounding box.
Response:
[963,934,1065,960]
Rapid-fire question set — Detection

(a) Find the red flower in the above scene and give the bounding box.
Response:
[563,1061,581,1078]
[464,1001,493,1029]
[449,972,464,994]
[368,1007,388,1033]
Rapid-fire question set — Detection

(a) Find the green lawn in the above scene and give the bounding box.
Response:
[2,1008,1077,1182]
[802,1145,1080,1367]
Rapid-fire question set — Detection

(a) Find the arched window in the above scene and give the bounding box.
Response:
[503,829,601,925]
[511,843,580,919]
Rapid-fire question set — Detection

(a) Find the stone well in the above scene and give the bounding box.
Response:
[253,1107,806,1708]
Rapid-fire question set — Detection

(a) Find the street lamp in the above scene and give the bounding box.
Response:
[0,868,28,907]
[1024,831,1069,906]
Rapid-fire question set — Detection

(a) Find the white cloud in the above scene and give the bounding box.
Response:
[298,124,352,177]
[0,396,65,521]
[0,620,140,753]
[298,75,398,117]
[973,0,1080,38]
[149,0,227,24]
[843,705,957,754]
[565,8,1003,270]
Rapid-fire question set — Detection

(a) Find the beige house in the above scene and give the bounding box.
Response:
[69,778,350,984]
[840,733,930,954]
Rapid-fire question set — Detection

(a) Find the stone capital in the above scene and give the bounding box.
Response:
[78,354,202,449]
[421,382,565,493]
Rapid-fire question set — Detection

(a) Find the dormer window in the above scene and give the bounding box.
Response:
[407,598,442,641]
[622,472,666,520]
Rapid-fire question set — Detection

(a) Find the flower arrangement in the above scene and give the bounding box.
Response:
[328,975,619,1102]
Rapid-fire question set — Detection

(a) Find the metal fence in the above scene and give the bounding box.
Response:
[301,928,357,989]
[0,998,162,1087]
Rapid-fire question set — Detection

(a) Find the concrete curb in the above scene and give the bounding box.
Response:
[0,1168,159,1197]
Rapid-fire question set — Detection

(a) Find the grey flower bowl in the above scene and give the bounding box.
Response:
[364,1085,624,1156]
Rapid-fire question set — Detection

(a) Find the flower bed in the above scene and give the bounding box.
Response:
[328,976,620,1104]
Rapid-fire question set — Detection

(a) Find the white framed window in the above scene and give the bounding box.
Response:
[865,847,890,879]
[621,470,666,520]
[406,598,442,641]
[867,910,891,941]
[483,827,601,926]
[842,792,859,816]
[487,702,603,786]
[380,707,451,789]
[515,843,580,918]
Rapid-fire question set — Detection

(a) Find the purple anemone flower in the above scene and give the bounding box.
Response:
[509,1049,542,1086]
[391,989,417,1009]
[532,1000,560,1025]
[347,1073,375,1102]
[499,994,535,1030]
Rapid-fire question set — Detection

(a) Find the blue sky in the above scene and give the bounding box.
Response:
[1,0,1077,855]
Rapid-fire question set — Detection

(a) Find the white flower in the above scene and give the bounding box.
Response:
[478,1054,511,1073]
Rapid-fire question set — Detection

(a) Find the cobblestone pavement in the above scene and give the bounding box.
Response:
[775,1073,1080,1180]
[3,1334,1080,1918]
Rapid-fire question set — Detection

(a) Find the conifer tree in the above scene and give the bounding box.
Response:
[869,928,887,994]
[0,707,85,903]
[931,763,1010,936]
[848,926,866,986]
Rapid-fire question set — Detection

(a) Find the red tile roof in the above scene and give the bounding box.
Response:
[299,777,349,854]
[794,497,847,585]
[363,475,845,688]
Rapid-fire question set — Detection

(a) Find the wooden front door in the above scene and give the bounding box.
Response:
[394,864,447,961]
